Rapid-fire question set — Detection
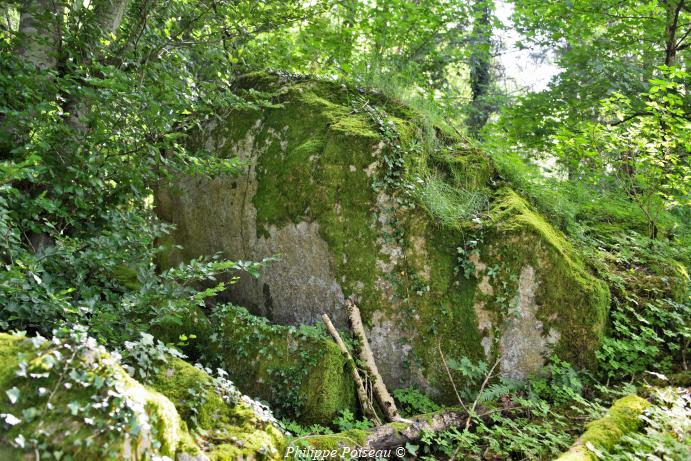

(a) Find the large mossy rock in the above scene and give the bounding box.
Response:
[156,72,610,401]
[0,332,285,461]
[207,305,356,424]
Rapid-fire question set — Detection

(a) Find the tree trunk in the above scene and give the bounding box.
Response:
[18,0,62,70]
[664,0,684,66]
[467,0,493,135]
[93,0,131,36]
[321,313,382,426]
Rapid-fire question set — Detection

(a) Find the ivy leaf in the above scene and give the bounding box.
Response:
[1,413,21,426]
[6,387,20,405]
[67,401,82,415]
[405,442,419,455]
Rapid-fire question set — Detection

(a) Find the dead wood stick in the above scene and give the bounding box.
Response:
[321,313,382,426]
[366,408,469,450]
[301,407,492,451]
[346,299,400,422]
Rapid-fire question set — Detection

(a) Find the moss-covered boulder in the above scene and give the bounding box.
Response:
[147,356,286,460]
[0,331,285,461]
[156,72,609,400]
[207,305,355,424]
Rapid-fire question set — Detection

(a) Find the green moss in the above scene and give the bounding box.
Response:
[148,356,285,458]
[295,428,368,456]
[210,305,355,424]
[389,421,409,433]
[556,395,650,461]
[157,72,609,403]
[227,74,489,401]
[480,189,610,368]
[0,333,286,461]
[0,333,189,460]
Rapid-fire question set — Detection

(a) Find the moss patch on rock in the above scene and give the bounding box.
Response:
[0,332,286,461]
[208,304,356,424]
[473,189,610,373]
[147,356,285,460]
[556,395,650,461]
[0,332,189,460]
[156,71,611,401]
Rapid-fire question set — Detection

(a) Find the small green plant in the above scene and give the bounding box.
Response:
[120,332,185,380]
[393,387,440,416]
[528,355,585,403]
[597,298,690,380]
[454,237,482,280]
[333,409,373,432]
[280,419,333,437]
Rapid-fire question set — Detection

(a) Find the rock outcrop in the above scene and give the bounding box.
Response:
[0,331,285,460]
[156,72,610,403]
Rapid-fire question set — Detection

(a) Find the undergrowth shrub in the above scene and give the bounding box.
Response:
[333,409,373,432]
[597,298,690,380]
[393,387,440,416]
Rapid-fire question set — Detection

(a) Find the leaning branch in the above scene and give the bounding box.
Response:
[321,313,382,426]
[347,299,400,422]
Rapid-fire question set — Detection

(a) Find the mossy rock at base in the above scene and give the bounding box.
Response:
[206,305,356,424]
[0,332,285,461]
[156,72,610,401]
[147,356,286,460]
[0,332,190,460]
[555,395,650,461]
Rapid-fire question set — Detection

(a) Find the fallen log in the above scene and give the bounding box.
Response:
[346,299,400,422]
[366,407,469,450]
[554,395,650,461]
[295,407,487,453]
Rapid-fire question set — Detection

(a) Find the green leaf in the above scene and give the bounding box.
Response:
[6,387,20,405]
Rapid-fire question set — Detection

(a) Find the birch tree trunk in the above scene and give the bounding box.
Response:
[18,0,61,70]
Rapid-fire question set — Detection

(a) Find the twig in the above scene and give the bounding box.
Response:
[466,358,501,430]
[436,340,467,412]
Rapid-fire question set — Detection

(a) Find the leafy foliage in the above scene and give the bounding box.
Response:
[0,326,167,460]
[393,387,441,416]
[120,332,185,380]
[332,409,373,432]
[598,298,690,380]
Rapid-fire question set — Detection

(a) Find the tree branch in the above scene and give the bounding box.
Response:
[606,111,652,126]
